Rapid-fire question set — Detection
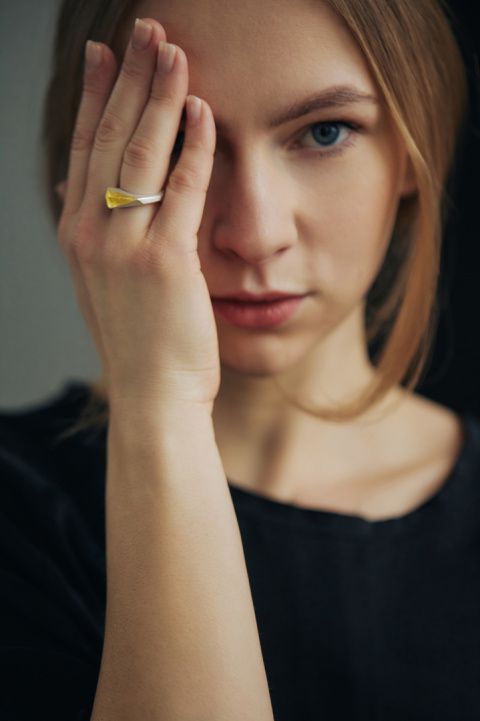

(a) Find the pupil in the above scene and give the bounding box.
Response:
[313,124,340,145]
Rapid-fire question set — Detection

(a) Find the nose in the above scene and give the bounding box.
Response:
[209,150,298,266]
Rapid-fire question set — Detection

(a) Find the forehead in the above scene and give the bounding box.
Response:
[127,0,378,131]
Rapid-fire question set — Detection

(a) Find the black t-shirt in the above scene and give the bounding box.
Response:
[1,381,480,721]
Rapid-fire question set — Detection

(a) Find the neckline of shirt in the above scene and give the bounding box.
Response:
[59,381,480,539]
[227,411,480,538]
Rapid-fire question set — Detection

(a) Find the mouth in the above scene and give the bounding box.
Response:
[210,292,308,329]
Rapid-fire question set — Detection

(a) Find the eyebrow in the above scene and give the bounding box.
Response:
[213,85,379,135]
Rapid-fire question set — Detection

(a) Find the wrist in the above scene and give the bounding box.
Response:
[106,398,226,497]
[107,397,216,448]
[108,394,214,426]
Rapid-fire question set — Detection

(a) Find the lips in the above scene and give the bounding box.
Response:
[214,291,302,303]
[210,292,307,329]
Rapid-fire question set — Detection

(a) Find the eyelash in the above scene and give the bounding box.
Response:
[295,120,362,156]
[171,119,362,156]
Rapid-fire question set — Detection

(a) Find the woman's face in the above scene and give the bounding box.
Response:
[132,0,416,378]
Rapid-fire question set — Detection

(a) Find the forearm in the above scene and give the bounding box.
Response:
[90,404,274,721]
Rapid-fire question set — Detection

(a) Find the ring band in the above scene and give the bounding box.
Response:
[105,187,165,209]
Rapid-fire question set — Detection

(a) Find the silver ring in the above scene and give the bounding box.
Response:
[105,187,165,209]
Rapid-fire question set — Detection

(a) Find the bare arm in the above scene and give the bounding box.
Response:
[57,17,274,721]
[91,404,274,721]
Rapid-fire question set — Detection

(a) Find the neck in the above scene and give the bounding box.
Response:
[211,308,398,495]
[214,305,376,420]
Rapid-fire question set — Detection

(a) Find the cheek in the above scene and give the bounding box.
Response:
[307,152,402,301]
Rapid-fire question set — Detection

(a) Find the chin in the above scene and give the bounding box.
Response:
[221,357,286,377]
[217,332,315,378]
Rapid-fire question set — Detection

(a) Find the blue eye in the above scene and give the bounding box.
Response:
[172,121,358,156]
[301,121,357,151]
[311,123,342,145]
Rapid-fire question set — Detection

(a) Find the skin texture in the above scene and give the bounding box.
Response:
[132,0,415,385]
[123,0,462,512]
[60,0,463,518]
[59,5,466,719]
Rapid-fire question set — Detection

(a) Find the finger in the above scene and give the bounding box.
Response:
[62,41,117,217]
[55,179,67,203]
[149,95,216,256]
[85,18,167,210]
[118,41,189,202]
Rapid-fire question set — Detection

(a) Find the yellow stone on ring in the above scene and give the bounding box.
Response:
[105,187,165,209]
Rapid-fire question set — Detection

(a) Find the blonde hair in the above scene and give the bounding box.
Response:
[273,0,469,421]
[43,0,469,431]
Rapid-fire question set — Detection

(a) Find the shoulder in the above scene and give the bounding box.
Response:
[0,381,105,472]
[0,385,104,719]
[0,381,107,544]
[377,389,480,484]
[0,381,95,448]
[342,390,480,521]
[0,379,107,602]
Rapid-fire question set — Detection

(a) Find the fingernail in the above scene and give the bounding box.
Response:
[186,95,202,124]
[85,40,103,71]
[157,41,176,74]
[133,18,153,50]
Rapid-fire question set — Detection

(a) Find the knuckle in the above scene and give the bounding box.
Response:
[188,133,215,157]
[150,82,178,106]
[169,165,199,193]
[123,135,159,170]
[120,58,145,83]
[82,76,106,99]
[95,113,128,149]
[70,235,95,267]
[69,217,100,266]
[71,123,95,153]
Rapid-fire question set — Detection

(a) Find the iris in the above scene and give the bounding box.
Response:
[311,122,342,146]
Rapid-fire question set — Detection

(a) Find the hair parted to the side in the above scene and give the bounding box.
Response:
[43,0,468,432]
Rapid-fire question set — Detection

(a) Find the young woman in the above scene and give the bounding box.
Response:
[1,0,478,719]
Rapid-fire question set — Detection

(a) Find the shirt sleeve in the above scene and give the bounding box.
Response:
[0,409,106,721]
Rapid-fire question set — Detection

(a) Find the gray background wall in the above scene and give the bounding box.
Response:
[0,0,101,409]
[1,1,478,414]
